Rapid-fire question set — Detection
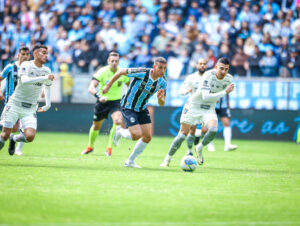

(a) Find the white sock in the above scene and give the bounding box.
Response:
[164,154,172,162]
[16,142,25,151]
[223,126,232,148]
[13,133,27,142]
[128,139,148,162]
[120,128,132,139]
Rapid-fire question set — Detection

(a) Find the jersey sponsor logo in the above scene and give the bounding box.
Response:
[33,82,43,86]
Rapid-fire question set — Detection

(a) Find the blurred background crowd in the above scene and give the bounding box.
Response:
[1,0,300,78]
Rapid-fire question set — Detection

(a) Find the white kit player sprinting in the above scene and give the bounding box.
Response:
[178,58,207,156]
[0,44,54,155]
[161,57,235,167]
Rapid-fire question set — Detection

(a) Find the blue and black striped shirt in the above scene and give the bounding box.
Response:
[0,62,19,104]
[121,68,167,112]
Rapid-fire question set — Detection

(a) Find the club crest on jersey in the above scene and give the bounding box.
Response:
[223,85,227,88]
[117,81,122,87]
[130,117,135,123]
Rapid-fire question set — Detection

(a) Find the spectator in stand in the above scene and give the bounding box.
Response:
[160,43,176,61]
[76,40,94,73]
[231,47,248,76]
[188,43,208,73]
[259,49,278,77]
[152,28,170,53]
[287,47,300,78]
[245,45,263,76]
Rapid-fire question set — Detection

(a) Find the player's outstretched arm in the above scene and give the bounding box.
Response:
[37,85,51,112]
[21,73,54,84]
[202,84,234,102]
[102,68,127,94]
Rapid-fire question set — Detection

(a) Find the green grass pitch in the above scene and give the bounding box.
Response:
[0,132,300,226]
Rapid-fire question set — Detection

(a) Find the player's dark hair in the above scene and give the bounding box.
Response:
[19,46,29,52]
[32,44,47,53]
[217,57,230,65]
[154,57,167,64]
[108,52,119,58]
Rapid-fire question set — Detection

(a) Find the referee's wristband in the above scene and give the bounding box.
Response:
[94,93,101,99]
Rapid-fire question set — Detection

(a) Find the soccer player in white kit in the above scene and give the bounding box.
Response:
[161,58,235,166]
[0,44,54,154]
[178,58,207,156]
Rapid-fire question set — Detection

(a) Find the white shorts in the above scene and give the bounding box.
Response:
[0,101,37,130]
[180,103,217,127]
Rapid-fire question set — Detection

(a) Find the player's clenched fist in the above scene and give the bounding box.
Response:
[225,84,234,94]
[157,89,164,99]
[48,74,55,81]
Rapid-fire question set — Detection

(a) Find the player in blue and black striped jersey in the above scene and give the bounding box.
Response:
[0,46,30,155]
[103,57,167,168]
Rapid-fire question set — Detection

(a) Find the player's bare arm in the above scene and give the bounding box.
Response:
[88,79,107,103]
[0,76,4,101]
[37,85,51,112]
[102,68,127,94]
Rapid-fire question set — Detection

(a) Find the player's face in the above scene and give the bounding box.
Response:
[215,63,229,79]
[153,62,167,77]
[108,56,119,70]
[196,59,207,74]
[18,50,30,63]
[35,48,48,64]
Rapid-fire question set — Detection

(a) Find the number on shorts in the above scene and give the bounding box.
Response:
[183,108,188,114]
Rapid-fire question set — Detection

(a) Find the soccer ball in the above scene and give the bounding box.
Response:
[180,155,197,172]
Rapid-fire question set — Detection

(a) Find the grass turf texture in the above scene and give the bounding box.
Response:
[0,132,300,226]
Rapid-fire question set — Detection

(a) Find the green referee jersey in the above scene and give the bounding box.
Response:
[93,65,130,101]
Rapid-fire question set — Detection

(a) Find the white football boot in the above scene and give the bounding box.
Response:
[224,144,238,152]
[124,160,142,168]
[195,144,204,165]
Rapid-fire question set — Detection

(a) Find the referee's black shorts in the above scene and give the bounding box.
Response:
[93,99,121,121]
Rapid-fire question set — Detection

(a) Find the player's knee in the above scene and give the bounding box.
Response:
[131,132,142,140]
[1,132,10,141]
[114,119,122,125]
[142,135,151,143]
[25,134,35,142]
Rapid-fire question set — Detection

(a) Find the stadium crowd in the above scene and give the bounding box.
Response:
[0,0,300,78]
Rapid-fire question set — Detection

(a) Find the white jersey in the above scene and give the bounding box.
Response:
[188,69,233,109]
[9,60,51,105]
[179,71,203,96]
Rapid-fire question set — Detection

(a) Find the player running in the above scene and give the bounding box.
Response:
[81,52,130,156]
[161,57,234,166]
[0,44,54,154]
[102,57,167,168]
[178,58,207,156]
[0,46,30,155]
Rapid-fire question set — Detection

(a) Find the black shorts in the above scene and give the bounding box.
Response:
[93,100,121,121]
[215,107,231,118]
[121,108,151,128]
